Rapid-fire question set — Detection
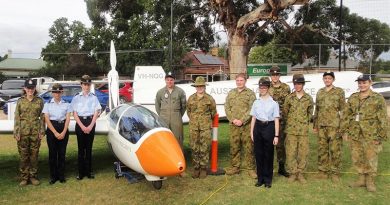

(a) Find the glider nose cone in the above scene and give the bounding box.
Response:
[136,130,186,176]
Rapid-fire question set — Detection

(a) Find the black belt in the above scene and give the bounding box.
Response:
[50,120,65,124]
[80,116,93,120]
[256,119,274,125]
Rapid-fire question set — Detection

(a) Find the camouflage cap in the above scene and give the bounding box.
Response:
[292,74,310,83]
[355,74,371,81]
[269,65,281,75]
[323,71,335,78]
[24,79,36,88]
[192,76,207,87]
[81,75,92,84]
[165,71,175,79]
[50,83,63,92]
[258,77,271,87]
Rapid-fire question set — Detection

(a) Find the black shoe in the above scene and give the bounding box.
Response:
[255,182,264,187]
[49,179,57,185]
[87,174,95,179]
[59,178,66,183]
[278,164,290,177]
[76,175,84,180]
[265,184,272,188]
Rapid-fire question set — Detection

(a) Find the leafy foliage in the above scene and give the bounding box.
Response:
[248,40,298,64]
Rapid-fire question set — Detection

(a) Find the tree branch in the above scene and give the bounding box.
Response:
[249,20,272,46]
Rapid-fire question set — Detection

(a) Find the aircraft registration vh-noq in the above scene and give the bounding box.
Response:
[1,41,186,190]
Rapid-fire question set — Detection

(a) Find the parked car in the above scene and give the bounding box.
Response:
[0,79,25,108]
[3,84,109,115]
[97,82,133,103]
[372,81,390,99]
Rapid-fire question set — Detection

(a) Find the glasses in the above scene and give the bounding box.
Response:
[52,91,61,94]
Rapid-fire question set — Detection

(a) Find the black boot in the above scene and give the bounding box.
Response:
[278,162,289,177]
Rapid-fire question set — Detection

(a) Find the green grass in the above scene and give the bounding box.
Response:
[0,123,389,205]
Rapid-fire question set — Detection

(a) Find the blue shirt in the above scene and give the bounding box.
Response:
[71,92,102,116]
[250,96,280,121]
[42,99,72,121]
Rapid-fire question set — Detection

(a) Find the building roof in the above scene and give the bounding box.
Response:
[194,54,223,65]
[0,58,46,70]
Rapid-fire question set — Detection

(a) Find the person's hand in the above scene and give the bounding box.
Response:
[273,137,279,145]
[251,134,254,142]
[38,133,44,140]
[234,120,243,127]
[313,128,318,133]
[342,134,349,142]
[373,140,381,145]
[14,135,20,141]
[54,132,61,139]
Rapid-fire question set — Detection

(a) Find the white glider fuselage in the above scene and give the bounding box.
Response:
[106,103,185,181]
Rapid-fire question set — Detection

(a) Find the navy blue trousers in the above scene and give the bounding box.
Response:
[253,120,275,184]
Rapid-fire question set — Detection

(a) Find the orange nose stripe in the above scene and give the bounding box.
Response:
[136,130,186,176]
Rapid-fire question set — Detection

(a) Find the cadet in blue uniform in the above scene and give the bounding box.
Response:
[71,75,101,180]
[250,77,280,188]
[42,83,72,184]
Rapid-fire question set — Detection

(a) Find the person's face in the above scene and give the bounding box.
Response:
[358,80,371,92]
[195,86,205,94]
[294,83,304,92]
[323,75,334,87]
[51,91,62,100]
[81,83,91,92]
[165,77,175,89]
[259,85,269,96]
[235,77,246,89]
[24,87,35,96]
[271,74,280,83]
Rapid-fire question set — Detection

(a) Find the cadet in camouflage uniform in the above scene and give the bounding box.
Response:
[268,65,291,177]
[14,79,45,186]
[313,71,345,182]
[341,74,388,192]
[155,72,187,149]
[224,73,257,179]
[283,74,314,183]
[187,77,217,179]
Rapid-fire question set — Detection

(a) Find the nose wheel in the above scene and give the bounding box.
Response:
[152,180,162,190]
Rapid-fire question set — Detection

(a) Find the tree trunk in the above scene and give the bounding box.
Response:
[229,33,248,79]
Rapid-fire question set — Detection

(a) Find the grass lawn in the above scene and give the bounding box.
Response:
[0,122,389,205]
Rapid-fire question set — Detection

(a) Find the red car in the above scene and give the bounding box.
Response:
[97,82,133,103]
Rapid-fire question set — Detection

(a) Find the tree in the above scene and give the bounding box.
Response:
[208,0,309,77]
[84,0,215,75]
[248,40,297,64]
[39,18,101,78]
[292,0,390,67]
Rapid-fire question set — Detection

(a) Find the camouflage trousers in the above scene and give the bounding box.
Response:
[317,126,342,174]
[275,122,286,164]
[189,128,211,169]
[17,135,41,180]
[285,134,309,174]
[229,124,255,170]
[351,137,382,176]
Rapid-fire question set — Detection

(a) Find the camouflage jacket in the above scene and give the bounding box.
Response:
[269,82,291,119]
[224,87,256,125]
[14,95,45,136]
[155,85,187,117]
[283,91,314,135]
[341,90,388,141]
[313,86,345,129]
[187,93,217,130]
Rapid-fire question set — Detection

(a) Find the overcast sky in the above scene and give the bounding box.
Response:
[0,0,389,59]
